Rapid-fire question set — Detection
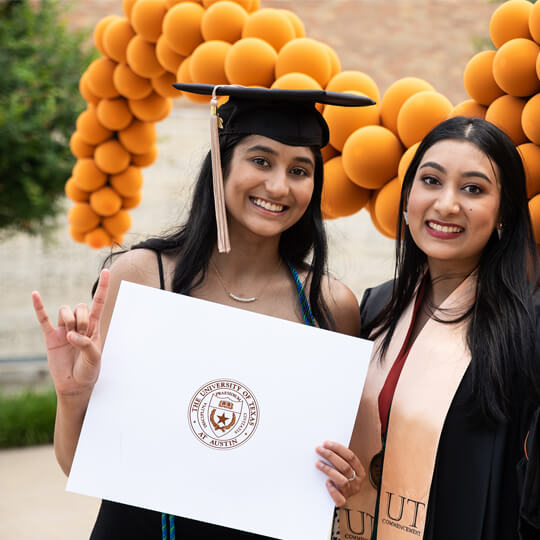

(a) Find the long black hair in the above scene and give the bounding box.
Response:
[366,116,539,422]
[115,132,333,329]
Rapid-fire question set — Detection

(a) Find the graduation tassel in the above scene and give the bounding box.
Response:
[210,86,230,253]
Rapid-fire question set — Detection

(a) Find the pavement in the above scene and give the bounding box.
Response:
[0,445,99,540]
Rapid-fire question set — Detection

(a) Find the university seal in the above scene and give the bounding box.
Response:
[188,379,259,450]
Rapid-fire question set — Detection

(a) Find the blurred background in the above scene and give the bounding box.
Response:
[0,0,512,538]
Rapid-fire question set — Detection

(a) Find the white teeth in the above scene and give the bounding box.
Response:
[428,221,463,233]
[252,198,285,213]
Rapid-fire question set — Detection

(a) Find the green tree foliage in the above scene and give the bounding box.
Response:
[0,0,95,236]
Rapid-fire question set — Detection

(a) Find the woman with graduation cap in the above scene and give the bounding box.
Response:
[32,84,374,538]
[340,116,540,540]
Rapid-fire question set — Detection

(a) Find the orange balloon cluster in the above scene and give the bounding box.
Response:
[72,0,540,247]
[460,0,540,242]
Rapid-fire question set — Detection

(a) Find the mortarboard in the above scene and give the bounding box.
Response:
[173,83,375,253]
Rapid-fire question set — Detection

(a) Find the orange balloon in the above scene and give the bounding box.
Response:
[397,142,420,184]
[449,99,487,120]
[93,15,122,56]
[203,0,251,8]
[156,35,185,74]
[96,98,133,130]
[342,126,404,189]
[489,0,533,48]
[279,9,305,38]
[529,0,540,44]
[320,143,339,163]
[518,143,540,198]
[126,35,165,78]
[162,2,205,56]
[463,51,504,106]
[242,8,295,52]
[70,131,95,159]
[322,156,370,217]
[69,226,86,243]
[323,90,380,151]
[202,1,248,43]
[65,177,90,203]
[225,38,277,87]
[493,38,540,97]
[485,94,527,145]
[103,209,132,237]
[397,91,453,148]
[367,194,395,239]
[129,91,173,122]
[177,56,210,102]
[123,0,138,21]
[326,70,381,103]
[76,108,113,146]
[85,227,113,249]
[131,0,167,43]
[522,93,540,145]
[79,71,100,105]
[68,203,101,233]
[113,63,154,100]
[323,44,341,80]
[249,0,259,11]
[103,18,135,64]
[72,158,108,191]
[190,40,232,85]
[119,119,157,154]
[122,191,143,209]
[90,186,123,217]
[380,77,435,135]
[111,166,144,197]
[275,38,332,88]
[528,194,540,242]
[86,57,119,99]
[166,0,203,6]
[132,146,158,167]
[94,139,131,174]
[152,72,179,98]
[372,177,402,238]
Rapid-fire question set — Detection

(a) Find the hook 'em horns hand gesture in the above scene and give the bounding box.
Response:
[31,269,110,397]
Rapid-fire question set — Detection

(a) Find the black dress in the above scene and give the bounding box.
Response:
[359,281,540,540]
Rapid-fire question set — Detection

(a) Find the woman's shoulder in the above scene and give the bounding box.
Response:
[359,279,394,336]
[320,275,361,337]
[108,248,163,289]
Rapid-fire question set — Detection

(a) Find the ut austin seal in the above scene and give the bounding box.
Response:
[188,379,259,450]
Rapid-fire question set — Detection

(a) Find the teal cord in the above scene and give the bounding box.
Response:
[161,513,175,540]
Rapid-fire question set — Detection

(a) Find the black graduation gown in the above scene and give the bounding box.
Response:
[359,281,540,540]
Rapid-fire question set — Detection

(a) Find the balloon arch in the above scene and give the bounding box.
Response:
[66,0,540,249]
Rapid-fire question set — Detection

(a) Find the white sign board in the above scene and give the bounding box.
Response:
[67,281,372,540]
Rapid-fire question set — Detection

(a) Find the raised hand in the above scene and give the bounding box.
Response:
[32,269,110,397]
[316,441,364,506]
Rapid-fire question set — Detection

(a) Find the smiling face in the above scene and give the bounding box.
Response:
[406,139,502,275]
[223,134,316,240]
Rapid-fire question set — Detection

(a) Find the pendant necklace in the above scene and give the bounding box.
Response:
[211,258,281,303]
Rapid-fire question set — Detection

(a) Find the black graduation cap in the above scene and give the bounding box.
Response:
[172,83,376,252]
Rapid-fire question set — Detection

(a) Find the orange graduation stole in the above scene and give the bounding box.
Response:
[339,274,476,540]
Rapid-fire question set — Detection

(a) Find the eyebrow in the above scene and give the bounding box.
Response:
[419,161,493,184]
[246,144,315,168]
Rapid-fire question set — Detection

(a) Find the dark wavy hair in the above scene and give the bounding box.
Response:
[101,132,333,329]
[367,116,539,422]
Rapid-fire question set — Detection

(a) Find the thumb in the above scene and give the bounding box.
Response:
[67,331,101,368]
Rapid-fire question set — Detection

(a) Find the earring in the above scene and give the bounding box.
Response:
[497,223,503,240]
[403,211,409,225]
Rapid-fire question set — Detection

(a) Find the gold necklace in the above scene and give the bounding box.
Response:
[211,258,281,303]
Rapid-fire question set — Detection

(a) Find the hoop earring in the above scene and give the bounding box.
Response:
[403,211,409,225]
